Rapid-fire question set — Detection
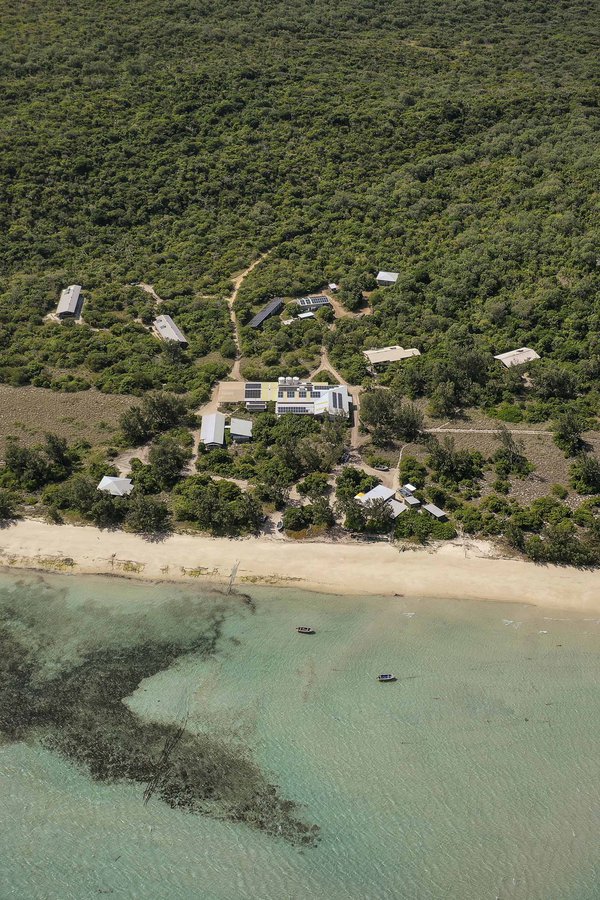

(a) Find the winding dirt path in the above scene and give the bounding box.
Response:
[227,252,271,381]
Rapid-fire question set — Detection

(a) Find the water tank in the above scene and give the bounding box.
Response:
[286,376,293,385]
[278,376,285,384]
[293,376,300,384]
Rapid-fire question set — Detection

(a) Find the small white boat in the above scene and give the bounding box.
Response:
[296,626,315,635]
[377,673,396,682]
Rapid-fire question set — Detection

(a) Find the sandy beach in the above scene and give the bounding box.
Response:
[0,518,599,612]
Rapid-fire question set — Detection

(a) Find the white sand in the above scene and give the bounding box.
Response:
[0,519,598,613]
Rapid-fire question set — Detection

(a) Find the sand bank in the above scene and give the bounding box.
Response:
[0,519,598,613]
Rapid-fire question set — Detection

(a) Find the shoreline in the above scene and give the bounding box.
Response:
[1,519,599,613]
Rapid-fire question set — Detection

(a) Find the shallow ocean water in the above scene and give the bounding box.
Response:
[0,570,599,899]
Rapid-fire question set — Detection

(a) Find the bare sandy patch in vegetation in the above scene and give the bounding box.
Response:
[0,385,133,456]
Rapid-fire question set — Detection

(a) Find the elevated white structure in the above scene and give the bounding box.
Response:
[153,315,189,347]
[200,412,226,449]
[57,284,83,318]
[363,345,421,366]
[376,271,399,287]
[494,347,540,368]
[97,476,133,497]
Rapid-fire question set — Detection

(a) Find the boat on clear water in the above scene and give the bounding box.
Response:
[296,626,315,634]
[377,674,396,682]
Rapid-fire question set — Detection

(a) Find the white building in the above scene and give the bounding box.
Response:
[355,485,396,505]
[376,271,399,287]
[494,348,540,368]
[57,284,83,319]
[97,476,133,496]
[200,412,226,449]
[153,315,189,347]
[363,345,421,366]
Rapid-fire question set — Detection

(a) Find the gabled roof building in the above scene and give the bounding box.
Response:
[200,412,226,449]
[57,284,83,319]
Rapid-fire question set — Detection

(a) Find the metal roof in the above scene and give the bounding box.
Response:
[376,271,399,284]
[494,347,540,368]
[363,345,421,365]
[57,284,82,317]
[248,297,284,328]
[423,503,447,519]
[97,476,133,497]
[229,417,253,438]
[153,314,189,345]
[200,412,226,446]
[356,485,396,505]
[389,499,408,518]
[297,295,331,309]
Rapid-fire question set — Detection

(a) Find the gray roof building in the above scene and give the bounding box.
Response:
[57,284,83,318]
[229,417,253,441]
[376,271,399,286]
[153,315,189,347]
[97,476,134,497]
[200,412,226,448]
[423,503,447,520]
[249,297,284,329]
[389,499,408,518]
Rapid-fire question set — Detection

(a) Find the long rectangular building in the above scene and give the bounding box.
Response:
[153,314,189,347]
[217,379,351,418]
[248,297,284,329]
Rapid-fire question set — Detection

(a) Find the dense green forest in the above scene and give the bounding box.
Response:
[1,0,599,403]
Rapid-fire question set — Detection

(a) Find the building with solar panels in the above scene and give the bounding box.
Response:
[248,297,284,328]
[296,295,331,311]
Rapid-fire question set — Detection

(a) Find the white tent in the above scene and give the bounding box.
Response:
[97,476,134,497]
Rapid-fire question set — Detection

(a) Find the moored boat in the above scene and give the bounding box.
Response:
[296,626,315,634]
[377,673,396,682]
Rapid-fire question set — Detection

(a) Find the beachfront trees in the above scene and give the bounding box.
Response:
[125,495,171,534]
[173,475,262,536]
[297,473,331,500]
[148,434,192,489]
[0,489,16,521]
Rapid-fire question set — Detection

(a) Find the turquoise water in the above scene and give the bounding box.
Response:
[0,570,599,899]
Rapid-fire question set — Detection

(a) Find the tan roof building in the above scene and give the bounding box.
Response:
[494,347,540,368]
[363,346,421,366]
